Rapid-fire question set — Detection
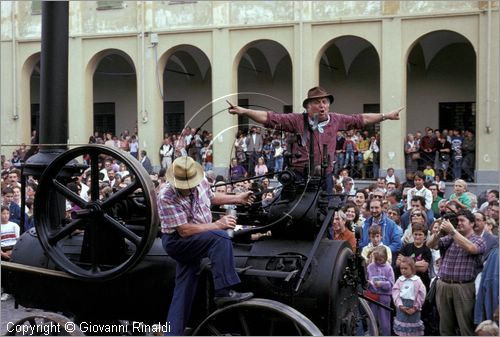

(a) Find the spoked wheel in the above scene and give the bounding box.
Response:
[34,145,158,281]
[356,297,378,336]
[5,312,84,336]
[192,298,323,336]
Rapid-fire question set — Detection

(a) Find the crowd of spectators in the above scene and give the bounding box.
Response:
[1,124,476,184]
[330,169,498,336]
[0,124,495,334]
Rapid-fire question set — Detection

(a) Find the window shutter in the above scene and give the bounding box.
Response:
[96,1,123,10]
[31,1,42,15]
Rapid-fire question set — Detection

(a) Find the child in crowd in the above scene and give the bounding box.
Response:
[1,206,20,261]
[366,246,395,336]
[343,135,358,168]
[1,205,20,301]
[423,163,435,183]
[361,224,392,264]
[128,135,139,159]
[396,223,432,290]
[254,157,268,176]
[200,141,213,172]
[392,257,426,336]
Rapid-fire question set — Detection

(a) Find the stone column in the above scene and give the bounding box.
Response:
[475,9,499,186]
[137,34,163,169]
[211,28,237,177]
[379,18,406,181]
[68,36,90,146]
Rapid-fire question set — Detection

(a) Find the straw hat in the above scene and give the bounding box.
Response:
[302,86,334,108]
[166,156,204,190]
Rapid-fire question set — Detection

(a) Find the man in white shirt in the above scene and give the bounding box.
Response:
[159,137,174,169]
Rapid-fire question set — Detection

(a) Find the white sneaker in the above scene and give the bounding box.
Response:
[1,293,10,301]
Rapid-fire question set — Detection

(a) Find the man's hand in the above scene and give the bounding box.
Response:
[227,100,244,116]
[1,250,12,260]
[216,215,237,230]
[386,106,405,120]
[226,100,268,124]
[439,219,455,235]
[238,191,255,206]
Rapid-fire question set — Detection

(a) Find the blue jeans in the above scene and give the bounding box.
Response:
[452,159,463,180]
[335,153,344,172]
[344,151,355,167]
[462,153,474,180]
[162,231,240,336]
[274,156,283,173]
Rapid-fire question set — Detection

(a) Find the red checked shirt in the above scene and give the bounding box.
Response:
[264,111,365,174]
[157,178,214,234]
[438,233,485,282]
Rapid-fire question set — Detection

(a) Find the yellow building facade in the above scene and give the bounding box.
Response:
[1,1,499,187]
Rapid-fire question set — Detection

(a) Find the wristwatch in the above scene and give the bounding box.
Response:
[381,113,386,121]
[451,228,458,236]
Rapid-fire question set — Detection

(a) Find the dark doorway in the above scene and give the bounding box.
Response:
[164,101,185,135]
[94,102,116,135]
[31,103,40,136]
[237,98,250,132]
[439,102,476,131]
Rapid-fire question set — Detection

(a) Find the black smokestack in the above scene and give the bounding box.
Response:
[39,1,68,148]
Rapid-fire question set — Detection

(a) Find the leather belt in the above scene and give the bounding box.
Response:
[440,278,474,284]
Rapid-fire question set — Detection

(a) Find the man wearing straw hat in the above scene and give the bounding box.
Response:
[228,86,404,192]
[158,156,255,336]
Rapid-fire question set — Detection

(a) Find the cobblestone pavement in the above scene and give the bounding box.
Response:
[1,295,46,335]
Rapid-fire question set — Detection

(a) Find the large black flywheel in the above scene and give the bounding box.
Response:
[192,298,323,336]
[34,145,158,281]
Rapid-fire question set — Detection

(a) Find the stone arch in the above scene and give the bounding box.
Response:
[318,35,380,114]
[20,52,41,139]
[158,44,212,135]
[85,49,137,139]
[405,30,476,180]
[233,39,292,130]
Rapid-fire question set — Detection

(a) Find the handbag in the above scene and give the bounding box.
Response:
[411,152,421,160]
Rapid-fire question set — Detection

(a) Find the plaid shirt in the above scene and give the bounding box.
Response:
[158,178,214,234]
[438,233,485,282]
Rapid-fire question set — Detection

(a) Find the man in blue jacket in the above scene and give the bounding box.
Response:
[360,198,402,257]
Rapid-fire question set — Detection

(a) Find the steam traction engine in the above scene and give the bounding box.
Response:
[3,144,376,336]
[1,2,376,336]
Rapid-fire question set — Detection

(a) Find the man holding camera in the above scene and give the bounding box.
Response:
[427,209,486,335]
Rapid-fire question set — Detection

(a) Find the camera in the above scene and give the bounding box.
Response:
[441,212,458,228]
[439,212,458,236]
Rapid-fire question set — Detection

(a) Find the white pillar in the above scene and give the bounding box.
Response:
[211,28,237,177]
[380,18,406,180]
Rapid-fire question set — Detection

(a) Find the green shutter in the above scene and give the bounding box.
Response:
[31,1,42,15]
[96,1,123,10]
[168,1,197,4]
